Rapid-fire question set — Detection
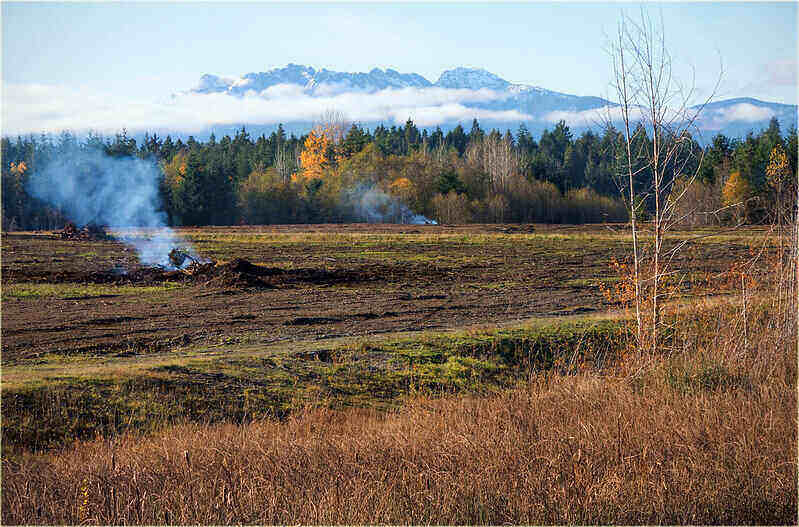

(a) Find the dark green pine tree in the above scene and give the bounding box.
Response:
[403,118,420,154]
[340,124,371,158]
[436,169,466,195]
[786,127,798,179]
[446,125,469,155]
[562,144,585,191]
[430,127,445,149]
[699,134,732,183]
[161,135,175,161]
[175,147,208,226]
[516,123,536,154]
[468,118,484,144]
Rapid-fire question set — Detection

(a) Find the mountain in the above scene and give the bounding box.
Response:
[192,63,433,96]
[190,65,614,115]
[436,67,510,90]
[186,65,797,142]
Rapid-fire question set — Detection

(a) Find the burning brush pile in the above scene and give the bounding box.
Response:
[163,249,281,288]
[58,221,112,241]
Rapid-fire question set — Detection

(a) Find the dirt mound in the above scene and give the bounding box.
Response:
[197,259,281,288]
[183,259,406,288]
[4,257,453,289]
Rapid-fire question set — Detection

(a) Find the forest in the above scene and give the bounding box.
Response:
[2,116,797,230]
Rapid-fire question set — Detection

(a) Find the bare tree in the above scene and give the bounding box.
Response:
[317,109,351,145]
[274,143,293,183]
[607,19,644,348]
[465,133,519,195]
[434,139,448,167]
[607,9,721,354]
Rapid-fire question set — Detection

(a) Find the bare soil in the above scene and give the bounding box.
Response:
[1,224,752,364]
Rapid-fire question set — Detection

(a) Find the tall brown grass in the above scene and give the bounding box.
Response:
[4,228,797,525]
[3,291,795,525]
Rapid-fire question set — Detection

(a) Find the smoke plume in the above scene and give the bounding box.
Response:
[346,184,436,224]
[27,146,197,268]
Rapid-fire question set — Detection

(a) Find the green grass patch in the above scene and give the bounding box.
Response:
[3,282,182,299]
[664,359,752,394]
[1,318,626,453]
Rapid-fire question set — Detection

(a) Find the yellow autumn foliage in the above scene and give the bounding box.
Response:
[162,151,188,191]
[389,177,414,199]
[295,127,332,183]
[721,171,751,207]
[766,145,790,190]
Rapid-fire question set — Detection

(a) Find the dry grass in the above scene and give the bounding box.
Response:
[3,295,795,525]
[3,227,796,525]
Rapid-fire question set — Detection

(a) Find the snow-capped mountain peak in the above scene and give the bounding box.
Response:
[184,64,796,141]
[190,64,433,96]
[434,67,511,91]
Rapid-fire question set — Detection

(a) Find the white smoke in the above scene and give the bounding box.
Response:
[346,184,436,224]
[26,146,199,268]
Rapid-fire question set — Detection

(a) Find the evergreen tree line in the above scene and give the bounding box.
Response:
[2,117,796,230]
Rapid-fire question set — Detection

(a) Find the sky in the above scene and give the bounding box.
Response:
[2,2,797,135]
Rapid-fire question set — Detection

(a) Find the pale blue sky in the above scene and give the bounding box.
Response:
[2,2,797,134]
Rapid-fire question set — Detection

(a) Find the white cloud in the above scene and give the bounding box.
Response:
[716,103,776,122]
[699,103,777,131]
[543,101,777,132]
[2,82,529,135]
[259,83,308,99]
[387,104,529,127]
[541,105,645,127]
[542,107,608,127]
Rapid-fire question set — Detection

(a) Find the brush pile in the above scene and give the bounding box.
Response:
[58,222,111,241]
[181,258,281,288]
[163,250,278,287]
[496,224,536,234]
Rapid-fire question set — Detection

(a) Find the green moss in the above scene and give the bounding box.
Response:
[1,319,626,452]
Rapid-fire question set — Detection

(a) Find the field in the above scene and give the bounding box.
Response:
[1,223,796,524]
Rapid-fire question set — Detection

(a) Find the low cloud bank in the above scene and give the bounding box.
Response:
[700,102,776,130]
[542,102,777,131]
[3,83,530,135]
[4,82,786,137]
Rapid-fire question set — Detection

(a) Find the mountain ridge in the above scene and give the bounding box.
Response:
[187,64,796,141]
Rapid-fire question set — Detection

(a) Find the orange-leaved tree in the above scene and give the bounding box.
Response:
[721,171,752,225]
[9,161,27,175]
[295,127,332,183]
[389,177,414,201]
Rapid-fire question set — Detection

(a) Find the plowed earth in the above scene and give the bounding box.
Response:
[2,224,752,364]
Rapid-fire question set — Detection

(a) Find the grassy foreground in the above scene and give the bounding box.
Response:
[1,226,795,524]
[2,297,796,524]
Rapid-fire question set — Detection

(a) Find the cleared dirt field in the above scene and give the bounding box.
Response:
[3,224,796,525]
[0,223,764,453]
[1,223,751,364]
